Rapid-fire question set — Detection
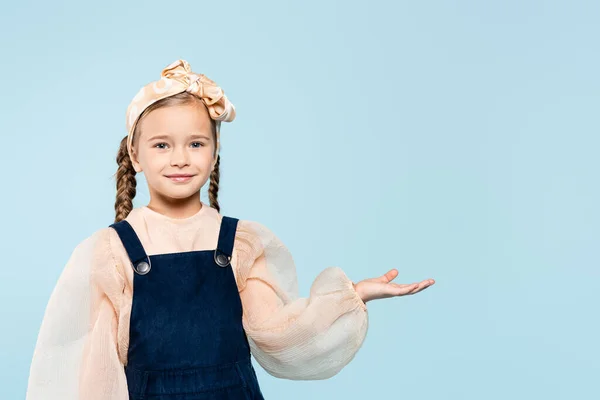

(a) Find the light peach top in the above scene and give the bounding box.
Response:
[26,202,369,399]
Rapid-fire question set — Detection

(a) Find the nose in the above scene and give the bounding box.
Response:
[170,145,190,167]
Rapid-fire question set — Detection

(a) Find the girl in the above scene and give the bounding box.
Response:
[26,59,435,400]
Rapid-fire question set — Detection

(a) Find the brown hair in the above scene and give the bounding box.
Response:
[112,92,221,223]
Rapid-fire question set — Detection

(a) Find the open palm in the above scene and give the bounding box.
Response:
[353,269,435,303]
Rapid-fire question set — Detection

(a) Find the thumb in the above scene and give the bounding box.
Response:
[374,269,398,283]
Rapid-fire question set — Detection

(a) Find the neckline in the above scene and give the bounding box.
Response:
[147,248,216,258]
[140,201,209,224]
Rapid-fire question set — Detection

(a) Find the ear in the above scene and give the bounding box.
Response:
[130,149,143,173]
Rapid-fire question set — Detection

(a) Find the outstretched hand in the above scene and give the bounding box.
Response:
[352,269,435,304]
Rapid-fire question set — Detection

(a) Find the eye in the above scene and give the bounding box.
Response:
[154,142,168,149]
[191,142,205,148]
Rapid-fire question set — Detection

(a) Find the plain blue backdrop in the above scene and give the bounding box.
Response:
[1,0,598,398]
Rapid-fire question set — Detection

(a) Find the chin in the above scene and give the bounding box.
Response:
[156,185,203,199]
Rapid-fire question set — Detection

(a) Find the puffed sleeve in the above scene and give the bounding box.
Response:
[232,220,369,380]
[26,228,129,399]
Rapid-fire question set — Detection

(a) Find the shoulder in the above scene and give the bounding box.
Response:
[55,227,125,290]
[231,219,292,265]
[67,227,115,262]
[232,219,280,251]
[82,227,127,286]
[89,227,122,260]
[233,219,279,240]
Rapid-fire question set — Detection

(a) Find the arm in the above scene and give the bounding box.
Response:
[26,228,129,399]
[233,220,369,380]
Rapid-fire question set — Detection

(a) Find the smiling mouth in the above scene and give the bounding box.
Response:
[165,175,195,182]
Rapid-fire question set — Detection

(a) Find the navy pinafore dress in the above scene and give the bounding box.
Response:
[109,215,266,400]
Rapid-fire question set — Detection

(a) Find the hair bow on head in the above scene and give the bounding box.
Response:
[161,60,236,123]
[125,59,236,162]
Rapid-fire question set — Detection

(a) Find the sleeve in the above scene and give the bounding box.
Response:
[232,220,369,380]
[26,228,129,400]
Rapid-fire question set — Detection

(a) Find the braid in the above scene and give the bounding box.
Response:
[208,154,221,213]
[113,136,137,223]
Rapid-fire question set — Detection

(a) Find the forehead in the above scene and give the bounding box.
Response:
[138,103,212,138]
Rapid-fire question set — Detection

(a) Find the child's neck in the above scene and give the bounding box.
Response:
[145,199,204,220]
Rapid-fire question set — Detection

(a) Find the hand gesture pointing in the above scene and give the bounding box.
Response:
[353,269,435,304]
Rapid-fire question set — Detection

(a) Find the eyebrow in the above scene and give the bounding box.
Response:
[147,134,211,141]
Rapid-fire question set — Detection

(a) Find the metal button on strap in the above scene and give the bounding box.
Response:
[135,260,151,275]
[214,251,230,267]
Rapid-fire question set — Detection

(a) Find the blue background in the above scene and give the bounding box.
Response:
[1,0,598,398]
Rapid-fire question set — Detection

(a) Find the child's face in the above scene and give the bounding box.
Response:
[130,103,216,202]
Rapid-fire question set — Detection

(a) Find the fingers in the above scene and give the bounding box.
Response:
[407,279,435,295]
[390,279,435,296]
[407,283,421,294]
[387,282,420,296]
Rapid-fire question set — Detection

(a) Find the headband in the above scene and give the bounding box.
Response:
[125,59,236,165]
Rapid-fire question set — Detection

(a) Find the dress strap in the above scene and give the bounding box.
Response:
[108,220,152,275]
[214,216,239,267]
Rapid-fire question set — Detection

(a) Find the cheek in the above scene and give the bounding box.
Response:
[148,159,164,171]
[195,147,215,163]
[140,152,166,171]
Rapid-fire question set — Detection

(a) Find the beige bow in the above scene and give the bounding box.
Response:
[161,60,235,123]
